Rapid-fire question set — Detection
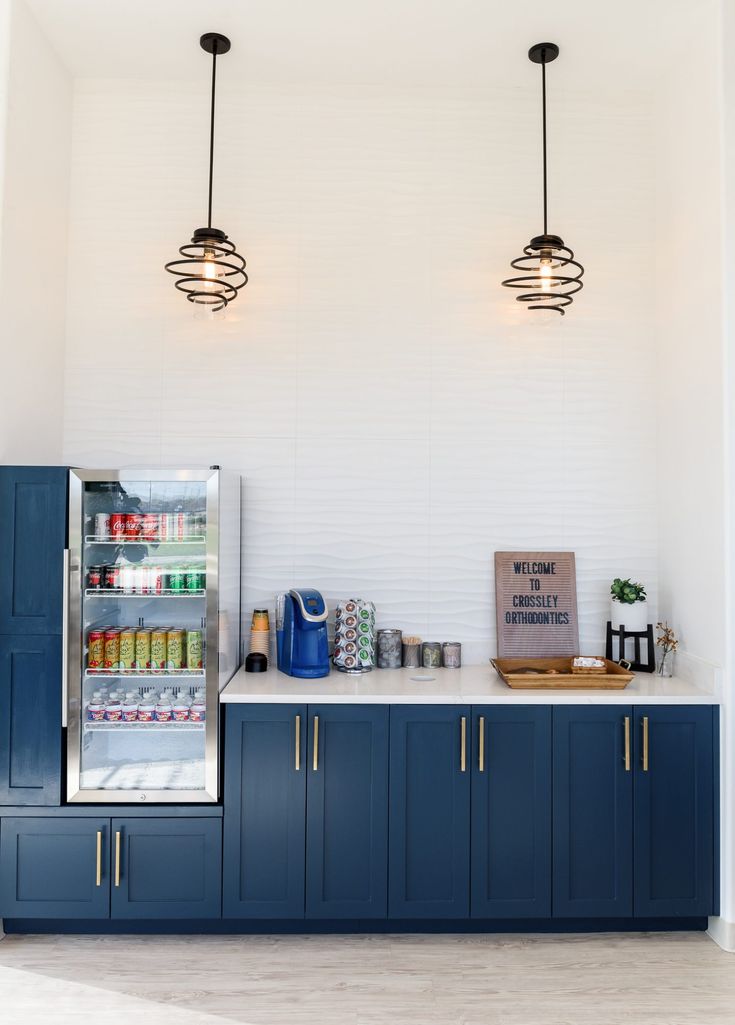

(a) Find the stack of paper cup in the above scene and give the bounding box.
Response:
[250,609,270,657]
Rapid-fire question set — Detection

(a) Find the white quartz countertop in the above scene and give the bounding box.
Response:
[220,664,718,705]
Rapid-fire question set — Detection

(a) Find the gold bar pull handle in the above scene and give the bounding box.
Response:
[642,716,649,772]
[95,830,102,887]
[295,714,301,771]
[478,716,485,773]
[460,716,467,773]
[115,830,121,887]
[623,716,631,772]
[313,715,319,771]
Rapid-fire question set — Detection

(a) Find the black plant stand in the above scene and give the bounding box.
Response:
[605,621,655,673]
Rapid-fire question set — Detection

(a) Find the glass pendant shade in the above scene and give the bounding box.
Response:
[165,33,248,312]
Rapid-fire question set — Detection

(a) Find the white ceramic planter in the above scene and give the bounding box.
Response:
[611,599,648,632]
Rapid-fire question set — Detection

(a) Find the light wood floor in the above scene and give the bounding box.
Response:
[0,930,731,1025]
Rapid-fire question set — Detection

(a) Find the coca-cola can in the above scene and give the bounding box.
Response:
[121,563,136,594]
[125,513,143,539]
[87,566,103,590]
[94,513,110,539]
[134,564,150,594]
[110,513,126,540]
[175,512,187,540]
[142,513,160,540]
[150,565,164,594]
[160,513,176,540]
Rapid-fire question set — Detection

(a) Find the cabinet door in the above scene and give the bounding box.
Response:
[306,705,388,918]
[471,706,551,918]
[223,704,306,919]
[553,706,633,917]
[0,816,109,918]
[0,466,67,635]
[0,634,62,805]
[111,818,221,919]
[389,705,471,918]
[634,706,714,917]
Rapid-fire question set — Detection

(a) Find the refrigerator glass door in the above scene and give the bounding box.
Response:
[67,470,219,802]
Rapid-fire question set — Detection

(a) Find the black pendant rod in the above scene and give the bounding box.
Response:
[541,51,548,236]
[207,41,218,230]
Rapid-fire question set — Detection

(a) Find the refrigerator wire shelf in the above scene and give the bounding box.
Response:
[84,588,205,597]
[84,535,206,545]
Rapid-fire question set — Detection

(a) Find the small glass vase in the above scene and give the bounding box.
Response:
[656,650,675,678]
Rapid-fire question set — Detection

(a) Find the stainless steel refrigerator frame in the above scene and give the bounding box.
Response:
[65,467,241,804]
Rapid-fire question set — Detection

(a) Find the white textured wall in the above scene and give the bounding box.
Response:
[62,78,658,660]
[0,0,71,462]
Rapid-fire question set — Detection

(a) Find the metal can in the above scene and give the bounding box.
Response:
[87,630,105,670]
[185,569,204,592]
[87,566,103,590]
[142,513,160,540]
[109,513,126,540]
[186,630,203,670]
[442,642,462,669]
[150,630,167,671]
[134,564,150,595]
[169,568,186,592]
[174,512,187,540]
[149,565,164,594]
[135,629,151,670]
[166,629,185,670]
[103,629,121,670]
[121,563,136,595]
[377,629,402,669]
[103,564,121,590]
[94,513,110,539]
[422,642,442,669]
[119,629,136,671]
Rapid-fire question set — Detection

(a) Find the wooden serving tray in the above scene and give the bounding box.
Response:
[491,656,634,690]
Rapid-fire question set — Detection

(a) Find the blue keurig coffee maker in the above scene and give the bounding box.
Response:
[276,589,330,678]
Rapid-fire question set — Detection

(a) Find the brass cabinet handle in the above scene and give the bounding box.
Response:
[478,716,485,773]
[96,830,102,887]
[460,716,467,773]
[642,716,649,772]
[115,830,121,887]
[624,716,631,772]
[313,715,319,771]
[295,714,301,771]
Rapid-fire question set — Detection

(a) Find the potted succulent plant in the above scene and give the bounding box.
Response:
[610,578,648,632]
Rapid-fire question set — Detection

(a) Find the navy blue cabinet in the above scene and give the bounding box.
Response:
[223,704,306,918]
[0,635,62,805]
[0,816,110,918]
[306,705,389,918]
[389,705,471,918]
[0,466,67,635]
[111,818,222,919]
[553,706,633,917]
[471,706,551,918]
[633,706,714,917]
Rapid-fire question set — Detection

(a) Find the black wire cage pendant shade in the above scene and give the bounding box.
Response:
[165,33,247,312]
[502,43,583,315]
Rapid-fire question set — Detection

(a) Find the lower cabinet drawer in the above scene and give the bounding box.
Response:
[0,817,110,919]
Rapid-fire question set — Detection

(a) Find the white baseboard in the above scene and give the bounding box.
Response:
[707,916,735,950]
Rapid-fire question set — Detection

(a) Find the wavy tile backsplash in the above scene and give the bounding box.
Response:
[62,80,658,662]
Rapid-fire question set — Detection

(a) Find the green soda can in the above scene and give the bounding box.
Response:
[186,629,203,670]
[169,567,186,592]
[185,569,204,592]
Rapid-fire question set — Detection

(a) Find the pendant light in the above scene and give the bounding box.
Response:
[165,33,248,312]
[502,43,583,315]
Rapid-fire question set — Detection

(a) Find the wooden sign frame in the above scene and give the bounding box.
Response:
[495,551,579,657]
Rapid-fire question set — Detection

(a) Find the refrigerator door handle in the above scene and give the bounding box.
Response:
[62,547,70,728]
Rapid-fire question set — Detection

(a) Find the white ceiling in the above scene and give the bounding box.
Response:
[27,0,703,90]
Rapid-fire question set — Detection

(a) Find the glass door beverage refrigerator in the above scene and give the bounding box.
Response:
[65,468,240,803]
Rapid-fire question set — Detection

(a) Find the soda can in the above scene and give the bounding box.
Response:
[119,629,136,671]
[104,564,121,590]
[186,630,203,670]
[104,630,121,670]
[175,512,187,540]
[166,629,184,670]
[87,566,103,590]
[135,629,151,670]
[87,630,105,670]
[150,565,164,594]
[142,513,160,540]
[110,513,126,540]
[126,513,144,539]
[121,563,136,595]
[169,568,186,592]
[185,570,204,592]
[134,564,150,594]
[94,513,110,539]
[150,630,167,671]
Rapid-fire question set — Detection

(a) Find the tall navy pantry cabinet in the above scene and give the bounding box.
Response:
[0,467,67,805]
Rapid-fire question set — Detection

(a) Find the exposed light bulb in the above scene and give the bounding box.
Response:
[202,250,217,291]
[539,260,552,293]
